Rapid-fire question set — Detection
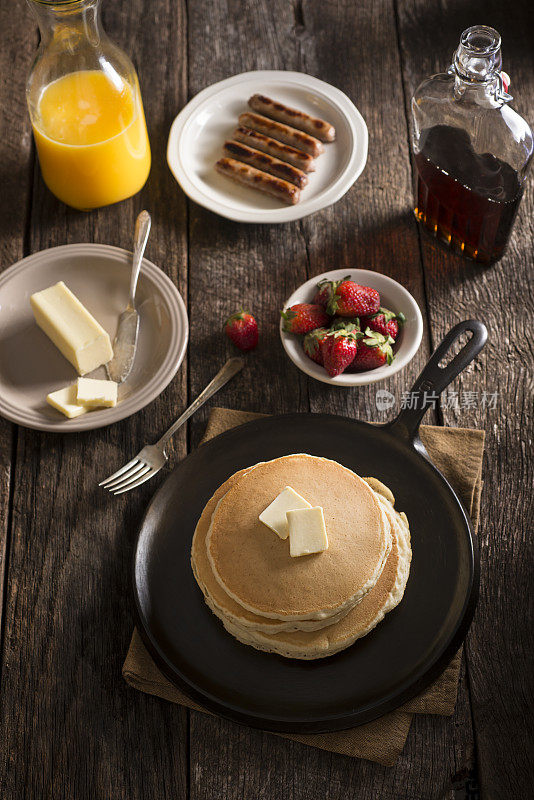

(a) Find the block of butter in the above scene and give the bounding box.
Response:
[287,506,328,557]
[259,486,312,540]
[30,281,113,375]
[46,384,88,419]
[76,377,118,408]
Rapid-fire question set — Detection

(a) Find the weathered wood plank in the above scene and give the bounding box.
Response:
[299,0,433,425]
[190,658,474,800]
[186,0,311,450]
[0,1,190,798]
[396,1,534,797]
[0,0,35,648]
[187,2,474,798]
[3,0,530,797]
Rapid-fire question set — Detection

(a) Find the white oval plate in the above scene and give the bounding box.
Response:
[280,269,424,386]
[167,71,368,223]
[0,244,188,431]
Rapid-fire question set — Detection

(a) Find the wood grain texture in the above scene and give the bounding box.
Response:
[396,1,534,797]
[186,0,311,452]
[0,0,35,648]
[1,0,532,797]
[297,0,433,426]
[0,1,190,798]
[186,2,474,798]
[190,657,474,800]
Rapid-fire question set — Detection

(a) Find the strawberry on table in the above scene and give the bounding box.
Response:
[346,328,394,372]
[326,279,380,318]
[281,303,330,335]
[225,310,258,351]
[321,329,361,377]
[360,307,405,341]
[302,328,329,365]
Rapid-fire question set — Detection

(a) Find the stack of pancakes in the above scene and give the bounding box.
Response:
[191,454,411,659]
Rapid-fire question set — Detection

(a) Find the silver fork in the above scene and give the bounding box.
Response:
[99,357,244,494]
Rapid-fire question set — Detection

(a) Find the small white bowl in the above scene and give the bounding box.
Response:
[280,269,423,386]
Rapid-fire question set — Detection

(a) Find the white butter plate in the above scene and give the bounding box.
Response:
[0,244,188,432]
[167,70,368,223]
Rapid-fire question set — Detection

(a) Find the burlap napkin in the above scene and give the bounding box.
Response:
[123,407,484,766]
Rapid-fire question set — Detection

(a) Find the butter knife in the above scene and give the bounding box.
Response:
[106,210,151,383]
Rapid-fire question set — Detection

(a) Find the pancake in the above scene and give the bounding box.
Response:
[214,491,411,659]
[206,454,391,621]
[191,464,412,659]
[191,467,368,633]
[363,476,395,505]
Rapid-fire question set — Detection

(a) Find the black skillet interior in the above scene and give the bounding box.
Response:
[133,321,487,732]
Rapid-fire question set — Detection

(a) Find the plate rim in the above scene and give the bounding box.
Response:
[132,412,479,733]
[0,243,189,432]
[166,70,368,224]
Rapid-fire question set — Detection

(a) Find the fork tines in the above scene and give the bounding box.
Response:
[99,459,156,494]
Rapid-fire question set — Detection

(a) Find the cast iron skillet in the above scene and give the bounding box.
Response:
[133,320,486,733]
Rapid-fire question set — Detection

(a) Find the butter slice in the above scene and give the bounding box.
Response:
[76,377,118,408]
[47,384,88,419]
[30,281,113,375]
[287,506,328,557]
[259,486,312,539]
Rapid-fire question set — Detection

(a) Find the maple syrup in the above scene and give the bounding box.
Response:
[411,25,532,264]
[414,125,523,263]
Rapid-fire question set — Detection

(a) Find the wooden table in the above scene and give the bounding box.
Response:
[1,1,532,798]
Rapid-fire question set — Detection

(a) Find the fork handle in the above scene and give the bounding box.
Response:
[156,357,244,450]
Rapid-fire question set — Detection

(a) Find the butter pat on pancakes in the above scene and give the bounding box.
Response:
[30,281,113,375]
[287,506,328,557]
[259,485,311,539]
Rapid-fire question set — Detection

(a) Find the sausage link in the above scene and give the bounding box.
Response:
[238,112,324,158]
[248,94,336,142]
[233,126,315,172]
[215,157,300,205]
[223,140,308,188]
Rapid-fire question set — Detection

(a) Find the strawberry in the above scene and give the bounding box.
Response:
[321,329,361,377]
[360,307,405,341]
[224,310,258,351]
[312,282,332,308]
[281,303,330,335]
[313,275,350,308]
[303,328,329,365]
[346,328,394,372]
[326,280,380,318]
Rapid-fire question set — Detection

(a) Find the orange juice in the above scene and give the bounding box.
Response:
[32,70,151,210]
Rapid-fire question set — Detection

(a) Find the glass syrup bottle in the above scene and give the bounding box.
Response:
[411,25,532,264]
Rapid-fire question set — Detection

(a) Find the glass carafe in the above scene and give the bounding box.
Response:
[411,25,532,264]
[26,0,151,210]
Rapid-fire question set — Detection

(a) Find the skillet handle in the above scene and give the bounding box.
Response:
[386,320,487,443]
